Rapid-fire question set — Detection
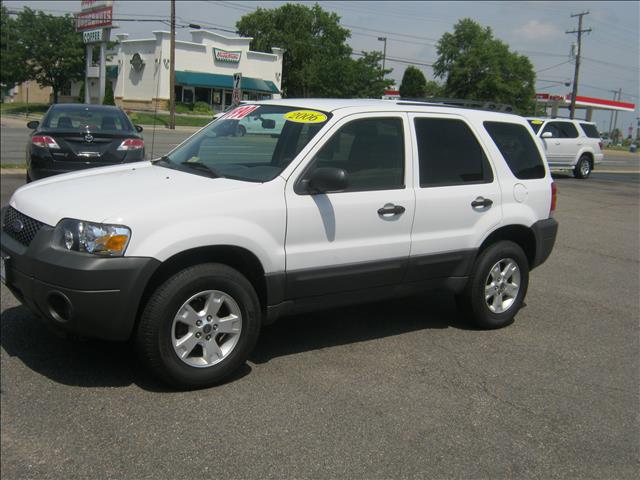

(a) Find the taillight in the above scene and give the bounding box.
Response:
[550,181,557,216]
[31,135,60,149]
[598,141,603,150]
[117,138,144,151]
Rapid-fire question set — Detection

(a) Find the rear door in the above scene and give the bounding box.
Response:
[284,113,415,298]
[407,113,501,282]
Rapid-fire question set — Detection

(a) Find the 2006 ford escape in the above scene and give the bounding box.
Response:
[1,99,558,388]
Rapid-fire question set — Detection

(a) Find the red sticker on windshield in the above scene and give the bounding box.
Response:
[223,105,259,120]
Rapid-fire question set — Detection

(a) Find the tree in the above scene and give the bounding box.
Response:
[0,6,30,89]
[433,18,536,113]
[236,3,392,98]
[103,81,115,105]
[14,8,85,103]
[399,66,427,98]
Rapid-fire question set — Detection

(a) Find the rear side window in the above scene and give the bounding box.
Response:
[579,123,600,138]
[484,121,546,179]
[415,118,493,187]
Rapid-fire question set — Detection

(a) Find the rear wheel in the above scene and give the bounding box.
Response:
[574,155,591,179]
[136,263,261,389]
[236,125,246,137]
[456,241,529,329]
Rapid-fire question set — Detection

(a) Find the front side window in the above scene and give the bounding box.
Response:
[157,104,330,182]
[303,117,405,192]
[415,118,493,187]
[484,121,546,179]
[543,121,578,138]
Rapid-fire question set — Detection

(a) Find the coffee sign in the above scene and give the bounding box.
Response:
[214,48,242,63]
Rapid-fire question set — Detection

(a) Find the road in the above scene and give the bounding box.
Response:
[1,172,638,479]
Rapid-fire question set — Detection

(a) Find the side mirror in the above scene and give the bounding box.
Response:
[27,120,40,130]
[541,131,553,139]
[307,167,348,194]
[135,125,143,133]
[261,119,276,129]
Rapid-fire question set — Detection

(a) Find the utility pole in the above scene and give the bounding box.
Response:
[378,37,387,72]
[608,89,620,137]
[169,0,176,129]
[566,11,591,119]
[612,88,622,141]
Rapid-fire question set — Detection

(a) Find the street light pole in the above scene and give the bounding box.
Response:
[377,37,387,71]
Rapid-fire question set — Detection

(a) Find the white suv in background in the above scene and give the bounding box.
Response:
[2,100,558,388]
[527,118,604,179]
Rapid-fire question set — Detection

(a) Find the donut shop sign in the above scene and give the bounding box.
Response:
[213,48,242,63]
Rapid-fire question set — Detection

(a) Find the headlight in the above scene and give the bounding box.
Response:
[54,219,131,256]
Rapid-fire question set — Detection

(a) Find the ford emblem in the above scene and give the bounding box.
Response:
[84,134,94,143]
[10,218,24,233]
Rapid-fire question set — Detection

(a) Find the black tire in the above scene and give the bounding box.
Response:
[456,241,529,329]
[237,125,246,137]
[574,155,592,179]
[136,263,261,389]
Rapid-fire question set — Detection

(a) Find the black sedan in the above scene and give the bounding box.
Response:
[26,104,145,182]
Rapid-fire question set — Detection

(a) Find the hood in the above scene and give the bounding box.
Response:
[10,162,253,227]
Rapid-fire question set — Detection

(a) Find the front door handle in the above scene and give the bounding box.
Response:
[471,197,493,208]
[378,204,406,216]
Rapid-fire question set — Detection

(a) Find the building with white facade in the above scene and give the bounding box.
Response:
[65,29,283,112]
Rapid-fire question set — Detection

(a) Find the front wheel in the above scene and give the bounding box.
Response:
[574,155,592,179]
[136,263,261,389]
[456,241,529,329]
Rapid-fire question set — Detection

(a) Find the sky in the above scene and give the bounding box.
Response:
[5,0,639,134]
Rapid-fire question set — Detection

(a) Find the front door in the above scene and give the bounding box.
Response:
[284,113,415,298]
[541,121,579,167]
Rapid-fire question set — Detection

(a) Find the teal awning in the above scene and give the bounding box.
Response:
[175,70,279,94]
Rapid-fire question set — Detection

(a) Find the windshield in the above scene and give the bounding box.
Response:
[157,104,331,182]
[43,106,134,132]
[527,119,545,134]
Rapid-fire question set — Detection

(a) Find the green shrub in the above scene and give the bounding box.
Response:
[102,81,115,105]
[193,101,212,114]
[175,102,193,114]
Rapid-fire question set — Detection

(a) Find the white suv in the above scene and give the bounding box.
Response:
[527,117,604,179]
[1,100,558,388]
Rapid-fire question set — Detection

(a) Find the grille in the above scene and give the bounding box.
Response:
[2,207,46,246]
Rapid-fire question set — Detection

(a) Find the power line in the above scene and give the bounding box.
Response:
[535,60,572,74]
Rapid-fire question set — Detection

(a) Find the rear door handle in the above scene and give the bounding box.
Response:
[471,197,493,208]
[378,204,406,216]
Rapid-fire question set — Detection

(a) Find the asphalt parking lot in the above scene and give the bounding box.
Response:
[1,168,639,478]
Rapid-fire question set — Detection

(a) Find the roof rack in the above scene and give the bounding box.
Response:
[396,97,516,114]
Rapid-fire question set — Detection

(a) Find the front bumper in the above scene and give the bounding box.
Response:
[1,209,160,340]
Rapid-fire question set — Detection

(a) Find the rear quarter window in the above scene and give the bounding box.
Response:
[484,121,546,180]
[579,123,600,138]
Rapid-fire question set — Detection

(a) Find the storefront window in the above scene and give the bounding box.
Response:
[195,87,211,104]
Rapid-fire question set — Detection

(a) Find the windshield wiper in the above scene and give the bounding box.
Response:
[180,161,223,178]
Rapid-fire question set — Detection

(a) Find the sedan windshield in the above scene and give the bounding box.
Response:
[156,105,331,182]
